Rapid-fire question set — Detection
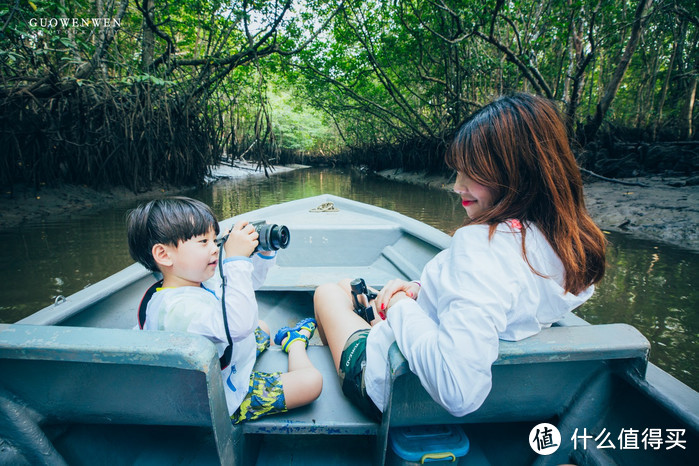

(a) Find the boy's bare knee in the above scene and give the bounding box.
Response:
[306,367,323,401]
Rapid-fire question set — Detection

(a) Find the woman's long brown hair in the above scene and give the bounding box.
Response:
[446,93,606,295]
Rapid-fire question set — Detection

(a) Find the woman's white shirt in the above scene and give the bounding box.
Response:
[364,223,593,417]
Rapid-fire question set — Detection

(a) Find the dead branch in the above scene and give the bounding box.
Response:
[579,167,650,187]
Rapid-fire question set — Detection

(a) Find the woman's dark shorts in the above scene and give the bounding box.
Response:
[338,329,381,421]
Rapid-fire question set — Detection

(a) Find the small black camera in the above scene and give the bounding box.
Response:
[250,220,290,251]
[216,220,290,252]
[350,278,377,323]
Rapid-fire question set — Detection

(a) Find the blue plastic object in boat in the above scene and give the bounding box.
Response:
[389,424,470,464]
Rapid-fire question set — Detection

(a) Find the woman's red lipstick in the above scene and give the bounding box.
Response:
[462,200,475,207]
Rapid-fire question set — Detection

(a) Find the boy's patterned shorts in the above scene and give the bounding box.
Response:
[255,326,270,357]
[231,326,287,424]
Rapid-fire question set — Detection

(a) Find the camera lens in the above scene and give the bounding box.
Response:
[253,222,290,251]
[270,225,290,250]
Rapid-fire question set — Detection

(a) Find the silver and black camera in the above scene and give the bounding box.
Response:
[216,220,290,252]
[250,220,290,252]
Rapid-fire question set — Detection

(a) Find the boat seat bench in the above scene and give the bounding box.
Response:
[244,346,378,435]
[0,324,236,465]
[377,322,650,465]
[0,322,649,465]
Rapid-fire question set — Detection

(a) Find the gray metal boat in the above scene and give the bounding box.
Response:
[1,195,696,465]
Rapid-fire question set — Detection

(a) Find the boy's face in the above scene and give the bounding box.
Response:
[162,227,219,286]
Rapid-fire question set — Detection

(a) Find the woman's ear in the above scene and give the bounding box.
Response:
[152,243,173,268]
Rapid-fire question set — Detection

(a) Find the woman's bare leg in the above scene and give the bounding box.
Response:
[314,279,371,372]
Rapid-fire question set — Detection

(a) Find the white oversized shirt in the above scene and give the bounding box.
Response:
[364,222,593,417]
[143,253,275,415]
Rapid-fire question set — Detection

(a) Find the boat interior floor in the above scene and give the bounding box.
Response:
[37,420,533,465]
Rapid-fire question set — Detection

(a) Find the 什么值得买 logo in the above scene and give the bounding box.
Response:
[529,423,561,455]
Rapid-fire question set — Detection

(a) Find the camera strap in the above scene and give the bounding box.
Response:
[218,236,234,370]
[137,273,232,370]
[137,279,162,330]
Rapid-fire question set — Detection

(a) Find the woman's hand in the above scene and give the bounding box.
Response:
[224,220,259,258]
[373,279,421,315]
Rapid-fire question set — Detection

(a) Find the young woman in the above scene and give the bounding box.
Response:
[314,93,606,419]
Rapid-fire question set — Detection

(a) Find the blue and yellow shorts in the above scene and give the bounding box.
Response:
[231,327,287,424]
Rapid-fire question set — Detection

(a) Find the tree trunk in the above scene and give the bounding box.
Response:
[582,0,653,143]
[565,16,584,135]
[652,21,681,141]
[141,0,155,70]
[682,74,697,139]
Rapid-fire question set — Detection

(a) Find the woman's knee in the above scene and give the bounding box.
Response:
[313,281,336,301]
[314,281,349,311]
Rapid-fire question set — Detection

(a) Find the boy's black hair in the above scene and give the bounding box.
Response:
[127,197,220,272]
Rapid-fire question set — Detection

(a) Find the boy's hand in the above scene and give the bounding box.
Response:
[224,221,259,257]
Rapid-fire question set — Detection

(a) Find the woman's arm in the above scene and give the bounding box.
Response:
[385,229,517,417]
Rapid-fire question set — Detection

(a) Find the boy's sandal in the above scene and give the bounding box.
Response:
[276,330,308,353]
[274,317,316,344]
[274,317,317,353]
[296,317,317,339]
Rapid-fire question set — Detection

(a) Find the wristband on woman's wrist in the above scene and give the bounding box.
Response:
[406,280,420,299]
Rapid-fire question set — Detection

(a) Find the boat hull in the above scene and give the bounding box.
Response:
[2,194,697,465]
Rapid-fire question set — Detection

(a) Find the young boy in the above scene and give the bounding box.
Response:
[127,196,322,423]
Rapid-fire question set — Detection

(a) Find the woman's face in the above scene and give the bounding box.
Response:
[453,172,497,218]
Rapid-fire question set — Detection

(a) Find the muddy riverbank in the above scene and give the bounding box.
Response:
[376,169,699,251]
[0,162,299,230]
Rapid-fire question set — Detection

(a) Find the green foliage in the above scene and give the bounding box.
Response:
[267,87,342,153]
[0,0,696,188]
[290,0,696,168]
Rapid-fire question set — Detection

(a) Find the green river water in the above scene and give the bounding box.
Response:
[1,168,696,390]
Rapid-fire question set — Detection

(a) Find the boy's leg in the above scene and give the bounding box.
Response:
[279,332,323,409]
[255,321,271,357]
[233,323,321,422]
[258,320,271,337]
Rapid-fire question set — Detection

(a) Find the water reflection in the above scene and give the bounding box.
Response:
[197,169,466,234]
[0,210,135,323]
[0,168,696,390]
[576,234,698,389]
